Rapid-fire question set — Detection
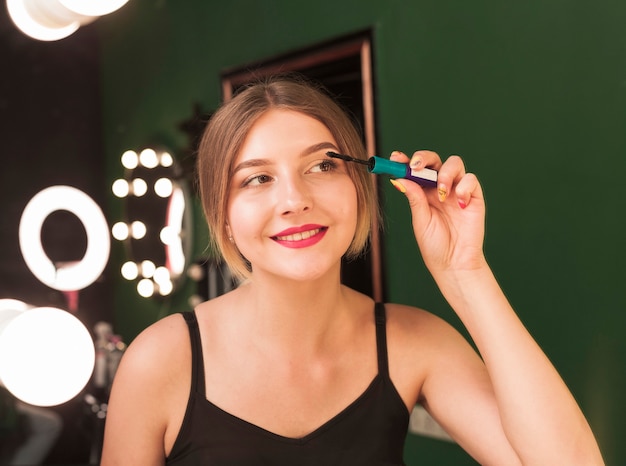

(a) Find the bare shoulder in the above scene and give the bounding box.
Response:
[130,312,191,354]
[112,312,193,421]
[382,303,479,408]
[384,302,480,364]
[119,313,191,379]
[102,313,192,464]
[384,302,463,348]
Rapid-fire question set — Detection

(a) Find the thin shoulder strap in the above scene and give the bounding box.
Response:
[182,311,206,395]
[374,302,390,376]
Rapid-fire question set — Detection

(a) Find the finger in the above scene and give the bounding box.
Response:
[408,150,442,170]
[454,172,482,209]
[436,155,465,203]
[389,177,431,228]
[389,150,442,170]
[389,150,410,163]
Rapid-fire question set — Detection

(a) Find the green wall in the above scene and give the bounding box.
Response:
[99,1,625,464]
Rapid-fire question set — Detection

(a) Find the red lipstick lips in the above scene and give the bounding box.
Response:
[272,224,327,248]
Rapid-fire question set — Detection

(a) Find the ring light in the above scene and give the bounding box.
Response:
[19,185,110,291]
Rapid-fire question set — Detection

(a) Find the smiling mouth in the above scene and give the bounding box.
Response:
[273,227,326,242]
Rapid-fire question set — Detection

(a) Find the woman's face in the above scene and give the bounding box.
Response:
[227,109,358,282]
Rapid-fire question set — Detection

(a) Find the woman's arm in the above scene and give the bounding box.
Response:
[390,150,604,465]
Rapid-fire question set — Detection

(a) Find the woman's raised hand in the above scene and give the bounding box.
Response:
[389,150,487,276]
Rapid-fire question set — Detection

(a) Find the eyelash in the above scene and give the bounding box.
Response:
[240,159,339,187]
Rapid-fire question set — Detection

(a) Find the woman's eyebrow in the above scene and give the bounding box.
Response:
[232,142,339,175]
[232,158,271,175]
[301,142,339,157]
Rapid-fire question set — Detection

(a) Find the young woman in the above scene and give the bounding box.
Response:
[101,76,603,465]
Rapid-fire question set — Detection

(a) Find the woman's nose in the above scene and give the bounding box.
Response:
[277,176,312,216]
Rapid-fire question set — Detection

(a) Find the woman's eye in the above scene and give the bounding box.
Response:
[310,160,337,173]
[243,174,272,187]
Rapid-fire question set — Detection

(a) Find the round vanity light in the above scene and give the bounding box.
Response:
[19,186,110,292]
[0,306,95,407]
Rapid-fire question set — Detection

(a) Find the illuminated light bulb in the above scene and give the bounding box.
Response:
[153,266,170,284]
[157,279,173,296]
[121,150,138,170]
[140,260,156,278]
[6,0,83,42]
[112,179,129,198]
[159,225,178,245]
[154,266,172,296]
[130,221,146,240]
[120,261,138,280]
[0,307,95,406]
[137,279,154,298]
[139,149,158,169]
[7,0,129,42]
[153,265,170,281]
[111,222,129,241]
[154,178,173,198]
[0,299,29,312]
[131,178,147,197]
[160,152,173,167]
[59,0,130,17]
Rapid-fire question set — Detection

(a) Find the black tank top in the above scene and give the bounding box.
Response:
[166,303,409,465]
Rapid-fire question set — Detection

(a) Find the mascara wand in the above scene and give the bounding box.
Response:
[326,151,438,188]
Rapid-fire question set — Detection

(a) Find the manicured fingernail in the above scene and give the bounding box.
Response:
[409,156,422,168]
[437,184,447,202]
[458,199,467,209]
[390,179,406,194]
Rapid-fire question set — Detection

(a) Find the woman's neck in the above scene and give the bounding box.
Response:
[229,270,356,357]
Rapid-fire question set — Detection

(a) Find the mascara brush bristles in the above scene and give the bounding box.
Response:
[326,151,370,165]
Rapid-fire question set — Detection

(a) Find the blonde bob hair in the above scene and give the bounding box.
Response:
[197,75,378,279]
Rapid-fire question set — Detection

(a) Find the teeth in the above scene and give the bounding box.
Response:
[276,228,321,242]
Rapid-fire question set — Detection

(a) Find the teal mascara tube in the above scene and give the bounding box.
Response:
[326,151,438,188]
